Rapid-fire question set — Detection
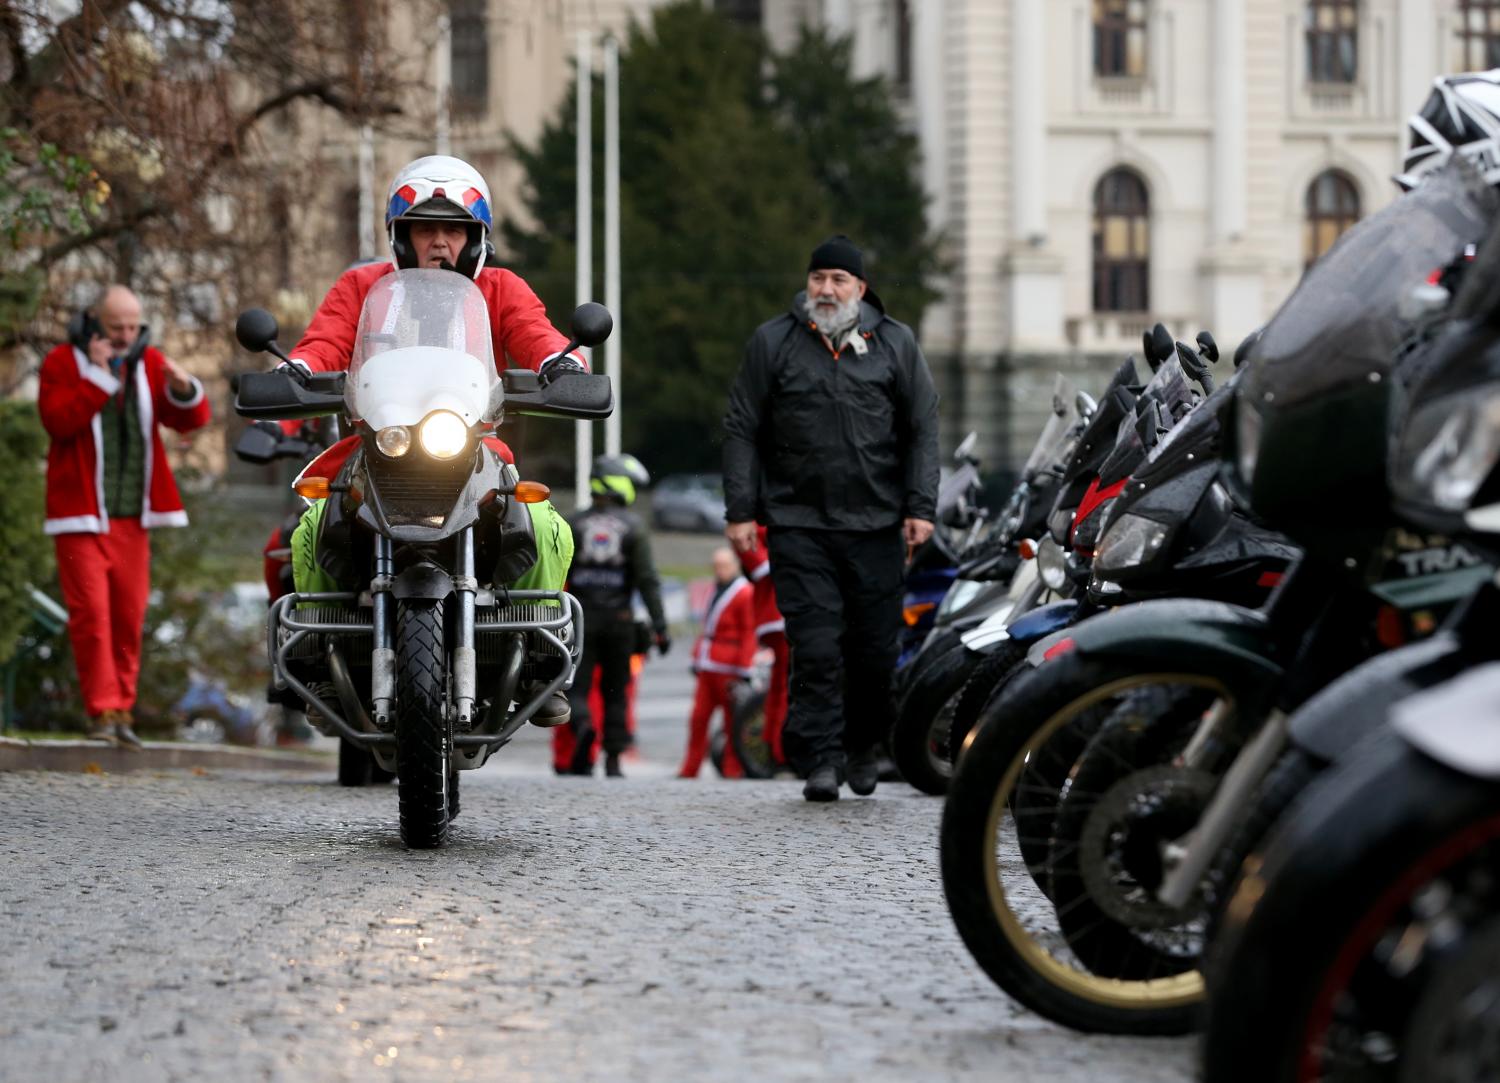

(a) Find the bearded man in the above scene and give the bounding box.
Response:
[722,234,939,802]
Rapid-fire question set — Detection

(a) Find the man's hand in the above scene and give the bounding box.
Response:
[539,354,586,386]
[726,520,757,553]
[161,356,195,397]
[903,517,935,549]
[86,334,112,368]
[654,629,672,657]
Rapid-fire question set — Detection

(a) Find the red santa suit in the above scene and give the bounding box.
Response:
[679,575,757,778]
[39,343,211,717]
[738,526,789,766]
[281,260,581,482]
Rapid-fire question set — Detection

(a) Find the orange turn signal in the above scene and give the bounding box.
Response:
[1017,539,1037,560]
[513,481,551,504]
[902,601,936,627]
[294,476,332,500]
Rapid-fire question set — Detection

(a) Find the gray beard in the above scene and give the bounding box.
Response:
[804,293,861,344]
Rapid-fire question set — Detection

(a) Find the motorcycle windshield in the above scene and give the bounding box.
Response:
[345,269,499,430]
[1022,375,1081,477]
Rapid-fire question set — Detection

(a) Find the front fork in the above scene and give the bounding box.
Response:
[369,527,479,731]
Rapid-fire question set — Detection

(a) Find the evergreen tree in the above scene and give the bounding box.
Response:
[501,1,935,475]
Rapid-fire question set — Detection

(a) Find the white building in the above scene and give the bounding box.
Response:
[746,0,1496,468]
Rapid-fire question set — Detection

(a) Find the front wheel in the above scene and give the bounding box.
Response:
[731,689,777,780]
[941,650,1254,1035]
[889,643,980,795]
[1202,732,1500,1082]
[395,600,451,849]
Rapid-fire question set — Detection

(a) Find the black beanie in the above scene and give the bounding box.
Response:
[808,234,864,279]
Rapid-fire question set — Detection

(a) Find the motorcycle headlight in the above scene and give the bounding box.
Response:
[1094,513,1172,575]
[375,425,411,458]
[937,579,983,620]
[1396,389,1500,512]
[1235,397,1264,488]
[1036,535,1069,591]
[419,410,470,460]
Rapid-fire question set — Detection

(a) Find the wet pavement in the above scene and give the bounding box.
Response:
[0,660,1196,1082]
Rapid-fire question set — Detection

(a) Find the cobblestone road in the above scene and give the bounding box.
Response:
[0,660,1196,1082]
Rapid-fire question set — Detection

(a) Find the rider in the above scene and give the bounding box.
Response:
[1395,70,1500,191]
[564,454,670,777]
[283,154,587,723]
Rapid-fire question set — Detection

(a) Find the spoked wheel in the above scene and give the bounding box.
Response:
[731,689,777,780]
[942,651,1251,1035]
[949,639,1029,767]
[1203,732,1500,1083]
[395,599,451,849]
[1046,685,1219,981]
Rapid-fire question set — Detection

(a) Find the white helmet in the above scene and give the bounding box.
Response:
[1398,70,1500,190]
[385,155,493,278]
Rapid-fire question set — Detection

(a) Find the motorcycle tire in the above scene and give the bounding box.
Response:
[710,728,728,777]
[889,643,981,795]
[1202,731,1500,1083]
[394,600,451,849]
[730,689,777,780]
[948,639,1029,767]
[941,651,1247,1035]
[1198,748,1318,951]
[895,625,964,713]
[337,737,374,787]
[1046,685,1216,981]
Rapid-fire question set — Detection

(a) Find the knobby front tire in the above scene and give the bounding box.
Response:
[395,600,451,849]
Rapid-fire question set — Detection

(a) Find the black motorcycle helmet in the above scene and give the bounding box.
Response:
[590,453,651,506]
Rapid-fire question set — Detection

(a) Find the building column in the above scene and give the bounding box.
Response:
[1397,0,1438,135]
[1003,0,1064,351]
[1199,0,1261,347]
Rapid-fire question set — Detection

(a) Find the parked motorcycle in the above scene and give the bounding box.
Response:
[938,161,1496,1035]
[233,268,613,848]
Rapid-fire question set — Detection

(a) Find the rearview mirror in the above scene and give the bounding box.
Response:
[236,308,281,354]
[570,303,613,348]
[233,423,281,465]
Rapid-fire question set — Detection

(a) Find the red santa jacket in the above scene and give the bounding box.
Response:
[283,261,584,471]
[289,261,583,375]
[692,576,757,678]
[38,344,211,535]
[737,525,784,641]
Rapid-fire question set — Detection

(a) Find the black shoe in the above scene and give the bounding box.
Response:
[84,719,118,746]
[847,749,878,796]
[605,753,624,778]
[529,689,571,728]
[803,765,840,803]
[112,723,145,752]
[568,723,596,776]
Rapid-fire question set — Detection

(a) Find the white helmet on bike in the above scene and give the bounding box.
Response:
[385,155,493,278]
[1398,70,1500,190]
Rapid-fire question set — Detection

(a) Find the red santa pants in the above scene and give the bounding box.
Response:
[763,632,790,765]
[679,671,743,778]
[54,519,152,717]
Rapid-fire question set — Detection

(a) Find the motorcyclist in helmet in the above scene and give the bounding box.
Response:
[1396,70,1500,191]
[284,154,586,724]
[564,454,671,777]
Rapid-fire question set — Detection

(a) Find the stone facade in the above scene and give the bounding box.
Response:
[764,0,1480,474]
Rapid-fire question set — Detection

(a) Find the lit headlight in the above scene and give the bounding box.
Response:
[419,410,469,459]
[1036,535,1069,591]
[375,425,411,458]
[1094,513,1172,575]
[1397,389,1500,511]
[1235,397,1264,488]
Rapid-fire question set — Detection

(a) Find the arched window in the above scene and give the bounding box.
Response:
[1094,0,1148,78]
[1093,169,1150,313]
[1304,170,1361,267]
[1457,0,1500,71]
[1306,0,1358,83]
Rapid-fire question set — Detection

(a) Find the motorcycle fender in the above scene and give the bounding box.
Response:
[1393,662,1500,778]
[1287,633,1463,764]
[393,562,454,602]
[963,599,1078,652]
[1025,598,1283,689]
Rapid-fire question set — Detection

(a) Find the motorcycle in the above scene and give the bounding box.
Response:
[937,161,1496,1035]
[232,268,613,848]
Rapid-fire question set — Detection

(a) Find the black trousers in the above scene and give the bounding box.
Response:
[768,525,904,776]
[570,616,636,759]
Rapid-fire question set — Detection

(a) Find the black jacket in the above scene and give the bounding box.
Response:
[723,291,940,531]
[567,503,668,631]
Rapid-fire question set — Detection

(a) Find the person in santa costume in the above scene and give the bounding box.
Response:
[39,285,211,747]
[678,548,757,778]
[737,524,789,768]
